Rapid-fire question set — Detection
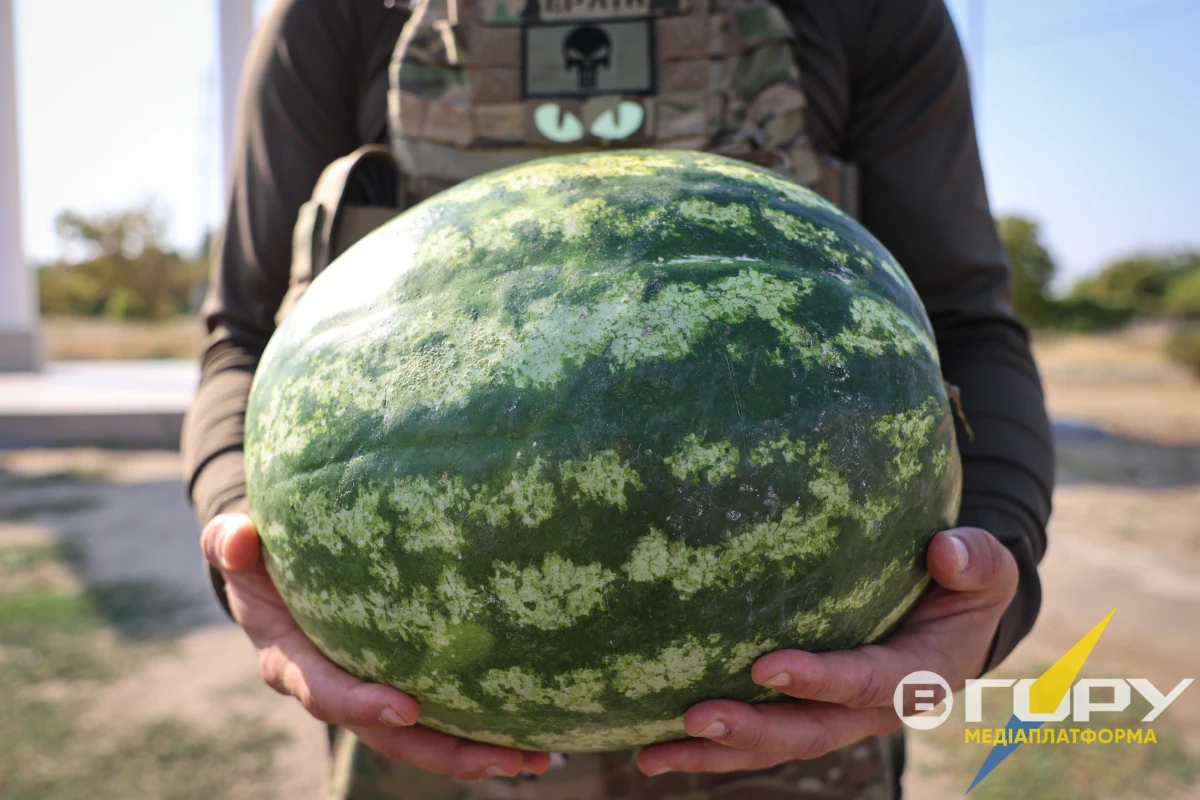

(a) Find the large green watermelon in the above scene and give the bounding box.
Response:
[245,150,961,752]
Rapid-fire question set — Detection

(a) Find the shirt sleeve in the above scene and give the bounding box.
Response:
[181,0,402,610]
[802,0,1055,670]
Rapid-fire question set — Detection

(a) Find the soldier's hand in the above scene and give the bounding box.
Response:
[201,512,552,780]
[636,527,1019,775]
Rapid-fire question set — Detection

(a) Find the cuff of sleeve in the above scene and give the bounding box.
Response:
[190,449,249,528]
[956,505,1043,674]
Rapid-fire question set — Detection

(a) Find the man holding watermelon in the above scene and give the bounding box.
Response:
[183,0,1053,797]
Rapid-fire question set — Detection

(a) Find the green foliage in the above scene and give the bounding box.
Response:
[1038,296,1135,333]
[997,217,1200,336]
[1163,270,1200,317]
[997,216,1058,326]
[37,205,209,320]
[1165,325,1200,377]
[1071,251,1200,316]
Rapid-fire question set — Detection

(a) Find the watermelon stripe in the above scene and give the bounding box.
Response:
[258,396,953,656]
[560,450,644,509]
[663,434,738,484]
[491,553,616,630]
[480,666,607,714]
[247,269,933,476]
[260,399,948,603]
[518,718,688,752]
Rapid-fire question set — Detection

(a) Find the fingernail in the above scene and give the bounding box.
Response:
[217,524,233,571]
[949,533,970,574]
[483,764,510,778]
[763,671,792,688]
[379,707,411,726]
[697,720,727,739]
[646,766,672,777]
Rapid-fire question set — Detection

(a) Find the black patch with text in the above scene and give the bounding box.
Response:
[522,19,656,98]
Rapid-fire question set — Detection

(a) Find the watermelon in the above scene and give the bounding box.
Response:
[244,150,961,753]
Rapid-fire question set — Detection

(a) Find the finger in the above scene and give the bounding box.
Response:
[638,738,787,776]
[209,523,422,732]
[354,723,548,780]
[751,645,922,708]
[212,542,296,640]
[679,700,898,760]
[200,513,262,573]
[258,627,421,729]
[520,750,553,776]
[638,701,900,776]
[926,528,1019,601]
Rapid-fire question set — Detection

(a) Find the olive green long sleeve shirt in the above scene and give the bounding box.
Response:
[182,0,1054,672]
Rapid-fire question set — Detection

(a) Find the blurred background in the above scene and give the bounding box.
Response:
[0,1,1198,798]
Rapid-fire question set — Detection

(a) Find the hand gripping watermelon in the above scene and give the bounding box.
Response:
[244,150,961,752]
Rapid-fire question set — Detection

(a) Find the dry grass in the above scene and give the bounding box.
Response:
[917,661,1200,800]
[41,317,203,361]
[903,326,1200,799]
[0,539,289,800]
[1033,325,1200,445]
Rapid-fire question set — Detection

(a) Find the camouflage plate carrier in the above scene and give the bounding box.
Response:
[285,1,900,797]
[386,0,857,212]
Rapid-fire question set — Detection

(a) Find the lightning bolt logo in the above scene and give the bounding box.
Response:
[965,607,1118,793]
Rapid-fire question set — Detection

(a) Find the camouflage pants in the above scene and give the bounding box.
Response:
[327,728,904,800]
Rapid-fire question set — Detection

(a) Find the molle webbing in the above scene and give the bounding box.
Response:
[388,0,858,215]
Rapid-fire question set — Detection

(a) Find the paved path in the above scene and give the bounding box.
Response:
[0,360,197,447]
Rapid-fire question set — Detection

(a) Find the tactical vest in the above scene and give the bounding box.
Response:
[285,0,858,316]
[388,0,856,210]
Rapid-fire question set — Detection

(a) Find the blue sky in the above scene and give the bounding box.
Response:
[11,0,1200,286]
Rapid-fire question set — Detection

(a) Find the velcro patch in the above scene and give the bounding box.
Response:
[523,19,655,97]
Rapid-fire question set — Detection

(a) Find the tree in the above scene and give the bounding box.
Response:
[1163,269,1200,317]
[996,216,1057,325]
[53,205,169,261]
[37,204,208,320]
[1070,251,1200,315]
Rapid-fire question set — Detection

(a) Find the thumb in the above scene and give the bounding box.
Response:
[201,512,263,573]
[927,527,1019,600]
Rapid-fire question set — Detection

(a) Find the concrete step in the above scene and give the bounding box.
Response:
[0,360,198,448]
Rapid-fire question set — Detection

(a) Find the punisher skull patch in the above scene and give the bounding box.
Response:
[522,19,655,97]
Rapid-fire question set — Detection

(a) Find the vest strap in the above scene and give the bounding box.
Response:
[278,145,403,323]
[817,155,860,220]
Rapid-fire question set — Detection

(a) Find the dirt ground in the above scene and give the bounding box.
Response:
[2,328,1198,798]
[902,329,1200,799]
[40,316,203,361]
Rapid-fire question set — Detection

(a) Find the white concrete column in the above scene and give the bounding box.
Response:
[0,0,41,372]
[218,0,255,193]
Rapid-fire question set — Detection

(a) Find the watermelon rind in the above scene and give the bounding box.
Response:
[245,150,961,752]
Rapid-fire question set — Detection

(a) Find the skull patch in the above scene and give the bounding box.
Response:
[522,18,654,98]
[563,26,611,91]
